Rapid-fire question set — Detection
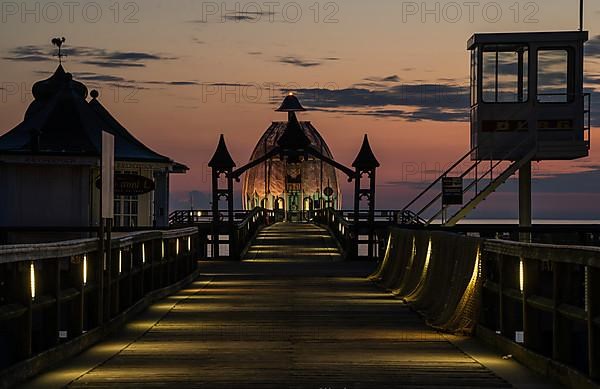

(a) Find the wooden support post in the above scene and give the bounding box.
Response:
[113,247,119,317]
[22,262,33,359]
[105,219,112,320]
[127,249,133,308]
[368,168,377,260]
[498,253,504,335]
[523,257,542,351]
[553,262,563,362]
[353,171,361,260]
[53,259,60,347]
[588,266,599,379]
[78,256,85,335]
[97,219,104,325]
[519,161,532,243]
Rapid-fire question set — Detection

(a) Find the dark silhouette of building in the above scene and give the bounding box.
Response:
[0,65,187,229]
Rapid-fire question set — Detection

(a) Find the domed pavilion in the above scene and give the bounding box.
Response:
[242,95,341,217]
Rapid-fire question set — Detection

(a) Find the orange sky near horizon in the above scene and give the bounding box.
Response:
[1,0,599,217]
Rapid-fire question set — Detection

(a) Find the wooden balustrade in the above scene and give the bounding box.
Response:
[373,227,600,386]
[480,238,600,382]
[0,227,200,370]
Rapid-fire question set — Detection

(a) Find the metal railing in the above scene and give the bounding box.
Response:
[403,135,535,225]
[169,209,254,226]
[0,227,200,372]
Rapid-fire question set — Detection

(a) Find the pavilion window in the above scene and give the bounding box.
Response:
[113,170,140,227]
[482,44,528,103]
[114,195,139,227]
[537,49,571,103]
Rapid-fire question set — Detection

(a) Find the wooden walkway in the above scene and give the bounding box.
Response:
[21,223,555,388]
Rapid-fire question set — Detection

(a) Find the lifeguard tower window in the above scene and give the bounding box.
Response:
[538,49,570,103]
[481,45,528,103]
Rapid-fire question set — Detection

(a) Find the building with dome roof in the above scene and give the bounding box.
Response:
[0,64,187,232]
[242,95,341,219]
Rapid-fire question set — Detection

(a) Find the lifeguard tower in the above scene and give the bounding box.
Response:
[404,30,591,227]
[469,31,590,161]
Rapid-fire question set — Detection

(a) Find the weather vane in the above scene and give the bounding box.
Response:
[51,37,66,64]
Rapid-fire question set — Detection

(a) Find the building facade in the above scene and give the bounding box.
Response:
[0,65,186,230]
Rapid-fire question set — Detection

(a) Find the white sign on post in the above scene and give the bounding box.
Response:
[101,132,115,219]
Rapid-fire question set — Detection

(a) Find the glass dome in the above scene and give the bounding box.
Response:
[242,108,341,214]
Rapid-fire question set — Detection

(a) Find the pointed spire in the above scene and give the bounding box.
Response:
[352,135,380,169]
[276,93,306,112]
[209,134,236,169]
[277,111,311,150]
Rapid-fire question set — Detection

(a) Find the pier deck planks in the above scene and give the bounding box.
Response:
[24,223,527,388]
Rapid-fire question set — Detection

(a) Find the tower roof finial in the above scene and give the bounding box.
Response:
[352,134,380,169]
[51,37,66,64]
[208,134,236,169]
[276,93,306,112]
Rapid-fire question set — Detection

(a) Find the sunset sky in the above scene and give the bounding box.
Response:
[1,0,599,219]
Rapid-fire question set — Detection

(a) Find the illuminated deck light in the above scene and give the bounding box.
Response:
[83,254,88,286]
[30,262,36,300]
[142,243,146,264]
[162,241,165,259]
[187,237,192,251]
[519,260,524,292]
[119,250,122,274]
[176,239,180,255]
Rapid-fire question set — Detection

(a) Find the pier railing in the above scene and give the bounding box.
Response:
[480,238,599,384]
[372,227,600,387]
[0,227,200,374]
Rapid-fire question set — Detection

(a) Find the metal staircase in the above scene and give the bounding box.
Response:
[403,138,537,226]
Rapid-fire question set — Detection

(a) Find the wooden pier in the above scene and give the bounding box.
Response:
[16,224,554,388]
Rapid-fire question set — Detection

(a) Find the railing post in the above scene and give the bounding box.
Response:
[78,255,85,336]
[523,256,542,351]
[497,253,504,335]
[588,266,599,379]
[105,220,112,320]
[552,262,563,362]
[52,259,60,347]
[97,220,104,325]
[20,262,33,360]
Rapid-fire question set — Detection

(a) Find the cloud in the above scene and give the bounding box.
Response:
[248,51,263,56]
[80,60,147,68]
[277,57,321,68]
[293,83,469,122]
[585,35,600,58]
[189,10,278,23]
[3,45,53,62]
[276,56,339,68]
[4,44,176,69]
[365,75,401,83]
[206,82,255,87]
[145,80,200,86]
[586,77,600,85]
[73,72,128,83]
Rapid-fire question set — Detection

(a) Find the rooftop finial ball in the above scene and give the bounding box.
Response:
[90,90,99,99]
